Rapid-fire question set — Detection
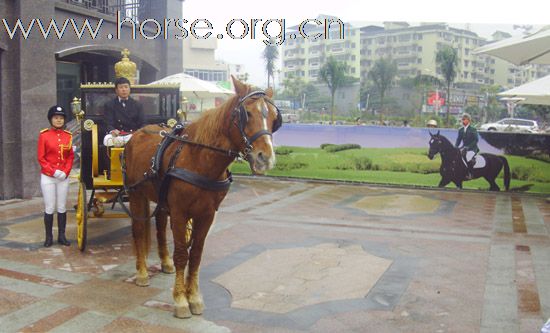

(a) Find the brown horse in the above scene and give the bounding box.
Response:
[123,76,278,318]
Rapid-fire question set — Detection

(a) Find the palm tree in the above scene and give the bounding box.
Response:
[436,46,459,126]
[319,56,349,124]
[367,58,397,120]
[263,40,279,88]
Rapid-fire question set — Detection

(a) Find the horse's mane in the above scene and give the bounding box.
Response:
[435,133,454,148]
[188,95,237,145]
[190,83,261,146]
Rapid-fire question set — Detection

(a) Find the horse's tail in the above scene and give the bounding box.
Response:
[500,156,510,191]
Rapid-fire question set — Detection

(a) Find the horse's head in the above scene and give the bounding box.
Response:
[229,76,281,174]
[428,130,442,160]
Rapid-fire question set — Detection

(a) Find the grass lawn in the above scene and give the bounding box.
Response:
[230,146,550,194]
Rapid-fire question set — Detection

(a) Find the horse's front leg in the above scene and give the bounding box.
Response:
[170,213,192,318]
[186,211,216,315]
[155,210,175,274]
[129,194,151,287]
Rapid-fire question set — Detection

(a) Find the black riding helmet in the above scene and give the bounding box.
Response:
[47,105,66,124]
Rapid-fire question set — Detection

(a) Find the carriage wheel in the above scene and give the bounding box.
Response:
[76,181,88,252]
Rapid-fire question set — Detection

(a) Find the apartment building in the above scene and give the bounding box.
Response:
[182,38,229,82]
[283,20,550,89]
[281,15,361,83]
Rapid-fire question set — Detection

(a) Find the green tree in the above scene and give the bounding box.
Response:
[281,74,305,108]
[480,85,503,122]
[263,40,279,88]
[367,58,397,120]
[436,46,459,126]
[319,56,350,124]
[524,104,550,123]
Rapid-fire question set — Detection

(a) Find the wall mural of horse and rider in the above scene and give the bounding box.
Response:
[428,131,510,191]
[122,76,282,318]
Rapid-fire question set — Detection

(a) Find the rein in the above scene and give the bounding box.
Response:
[161,131,241,159]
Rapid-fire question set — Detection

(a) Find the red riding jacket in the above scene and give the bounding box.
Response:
[37,127,74,177]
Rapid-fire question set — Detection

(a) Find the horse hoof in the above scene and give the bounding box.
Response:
[174,305,192,319]
[161,264,175,274]
[189,301,204,315]
[135,276,150,287]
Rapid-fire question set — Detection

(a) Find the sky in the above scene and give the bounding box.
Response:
[181,0,550,87]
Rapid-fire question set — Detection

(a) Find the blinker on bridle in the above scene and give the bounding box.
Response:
[232,90,281,159]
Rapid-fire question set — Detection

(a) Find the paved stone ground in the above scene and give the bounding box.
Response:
[0,177,549,333]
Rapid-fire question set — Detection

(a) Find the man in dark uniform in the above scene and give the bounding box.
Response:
[103,77,144,147]
[455,113,480,179]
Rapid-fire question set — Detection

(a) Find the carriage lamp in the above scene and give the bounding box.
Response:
[71,97,84,121]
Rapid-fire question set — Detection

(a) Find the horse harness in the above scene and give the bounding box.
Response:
[120,91,282,218]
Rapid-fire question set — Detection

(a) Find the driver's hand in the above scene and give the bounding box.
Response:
[110,129,120,137]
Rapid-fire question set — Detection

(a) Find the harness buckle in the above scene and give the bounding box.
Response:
[240,146,252,160]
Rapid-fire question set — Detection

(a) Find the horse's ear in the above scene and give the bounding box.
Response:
[429,131,433,138]
[436,130,440,136]
[231,75,249,98]
[265,87,274,99]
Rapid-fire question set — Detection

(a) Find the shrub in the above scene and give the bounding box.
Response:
[511,165,531,181]
[320,143,335,149]
[353,156,373,170]
[275,147,293,155]
[324,144,361,153]
[275,160,308,171]
[334,157,375,171]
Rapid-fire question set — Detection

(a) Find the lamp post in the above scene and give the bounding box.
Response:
[70,97,84,169]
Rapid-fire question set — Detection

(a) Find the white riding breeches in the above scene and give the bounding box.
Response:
[40,174,70,214]
[103,134,133,147]
[465,151,475,162]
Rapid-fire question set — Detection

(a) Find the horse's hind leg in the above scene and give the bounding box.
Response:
[129,194,151,287]
[171,213,192,318]
[485,176,500,191]
[186,211,216,315]
[438,177,451,188]
[155,210,175,274]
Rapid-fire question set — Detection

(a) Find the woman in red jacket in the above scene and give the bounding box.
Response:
[37,106,74,247]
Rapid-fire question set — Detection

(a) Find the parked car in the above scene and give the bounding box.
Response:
[479,118,539,133]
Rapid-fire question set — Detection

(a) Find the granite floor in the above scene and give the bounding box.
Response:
[0,177,549,332]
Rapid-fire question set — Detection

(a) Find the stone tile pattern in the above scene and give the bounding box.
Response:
[0,179,549,332]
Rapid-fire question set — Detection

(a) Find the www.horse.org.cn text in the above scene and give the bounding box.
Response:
[1,13,346,45]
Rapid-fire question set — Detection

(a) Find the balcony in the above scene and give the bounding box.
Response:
[63,0,156,22]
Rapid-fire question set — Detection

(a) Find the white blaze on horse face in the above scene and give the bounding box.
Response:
[250,100,275,172]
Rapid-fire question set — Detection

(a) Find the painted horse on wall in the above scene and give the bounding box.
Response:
[428,131,510,191]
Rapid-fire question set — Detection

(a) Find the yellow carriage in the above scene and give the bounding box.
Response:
[72,83,181,251]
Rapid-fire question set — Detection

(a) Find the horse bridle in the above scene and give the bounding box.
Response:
[231,90,282,158]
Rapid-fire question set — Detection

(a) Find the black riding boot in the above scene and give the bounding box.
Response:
[57,212,70,246]
[43,213,53,247]
[466,160,475,180]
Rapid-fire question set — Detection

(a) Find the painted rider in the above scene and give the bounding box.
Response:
[455,113,480,180]
[103,77,144,147]
[37,106,74,247]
